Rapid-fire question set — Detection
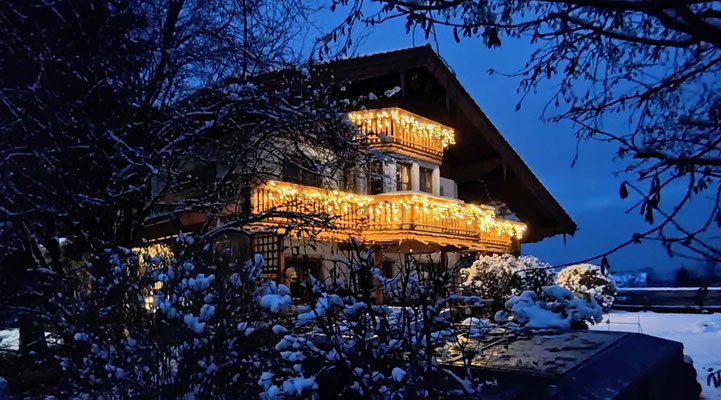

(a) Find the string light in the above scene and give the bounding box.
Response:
[261,181,526,240]
[133,244,172,311]
[133,243,173,274]
[266,180,373,210]
[348,108,456,149]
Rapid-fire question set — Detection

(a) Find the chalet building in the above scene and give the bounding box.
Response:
[142,45,576,290]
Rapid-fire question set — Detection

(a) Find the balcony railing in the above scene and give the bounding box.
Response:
[250,180,526,252]
[348,107,455,161]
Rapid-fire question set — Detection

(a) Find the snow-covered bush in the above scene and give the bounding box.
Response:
[495,285,603,330]
[264,242,480,398]
[460,254,555,311]
[56,233,291,398]
[557,264,616,311]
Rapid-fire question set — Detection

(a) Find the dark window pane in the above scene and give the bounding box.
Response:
[282,159,321,188]
[396,163,411,191]
[282,161,301,184]
[368,161,384,194]
[419,167,433,193]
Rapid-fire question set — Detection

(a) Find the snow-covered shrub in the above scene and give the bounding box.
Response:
[264,241,480,398]
[495,285,603,330]
[56,233,291,398]
[460,254,555,312]
[557,264,616,311]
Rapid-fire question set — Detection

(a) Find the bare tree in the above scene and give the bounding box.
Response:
[326,0,721,262]
[0,0,359,355]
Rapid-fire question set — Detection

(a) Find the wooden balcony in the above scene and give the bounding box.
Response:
[348,107,455,162]
[250,181,526,253]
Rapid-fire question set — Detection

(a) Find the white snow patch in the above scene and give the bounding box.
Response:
[199,304,215,322]
[543,285,573,301]
[384,86,401,97]
[260,294,291,313]
[73,332,89,342]
[591,311,721,398]
[0,329,19,351]
[183,314,206,334]
[281,376,318,396]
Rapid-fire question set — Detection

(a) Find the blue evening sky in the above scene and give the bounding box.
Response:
[308,9,712,279]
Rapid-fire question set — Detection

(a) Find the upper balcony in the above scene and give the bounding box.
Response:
[348,107,455,163]
[249,180,526,253]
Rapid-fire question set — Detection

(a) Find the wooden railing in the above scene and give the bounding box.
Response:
[348,107,455,161]
[250,181,525,252]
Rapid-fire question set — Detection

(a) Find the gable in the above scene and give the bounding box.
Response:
[325,45,576,242]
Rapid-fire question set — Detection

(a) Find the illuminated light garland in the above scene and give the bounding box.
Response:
[261,181,526,240]
[266,180,373,212]
[133,243,173,274]
[133,244,173,310]
[348,108,456,149]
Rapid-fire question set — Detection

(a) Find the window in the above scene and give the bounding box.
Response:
[419,166,433,193]
[252,234,281,278]
[367,161,384,194]
[282,159,321,188]
[396,163,411,191]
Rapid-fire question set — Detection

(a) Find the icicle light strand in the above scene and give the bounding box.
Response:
[263,181,525,239]
[348,108,456,149]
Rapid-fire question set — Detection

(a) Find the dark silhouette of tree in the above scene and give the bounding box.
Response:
[327,0,721,263]
[0,0,358,354]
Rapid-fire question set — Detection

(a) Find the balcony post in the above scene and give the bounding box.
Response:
[410,162,420,192]
[432,167,441,196]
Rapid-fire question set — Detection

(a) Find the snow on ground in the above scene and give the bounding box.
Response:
[590,311,721,399]
[0,329,19,352]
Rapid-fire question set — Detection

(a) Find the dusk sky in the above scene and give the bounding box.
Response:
[314,10,712,279]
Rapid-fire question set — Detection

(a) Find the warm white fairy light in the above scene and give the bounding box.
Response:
[266,180,373,213]
[133,244,172,311]
[262,181,525,239]
[348,108,456,149]
[133,243,173,274]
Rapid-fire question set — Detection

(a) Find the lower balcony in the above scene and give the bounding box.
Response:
[249,180,526,253]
